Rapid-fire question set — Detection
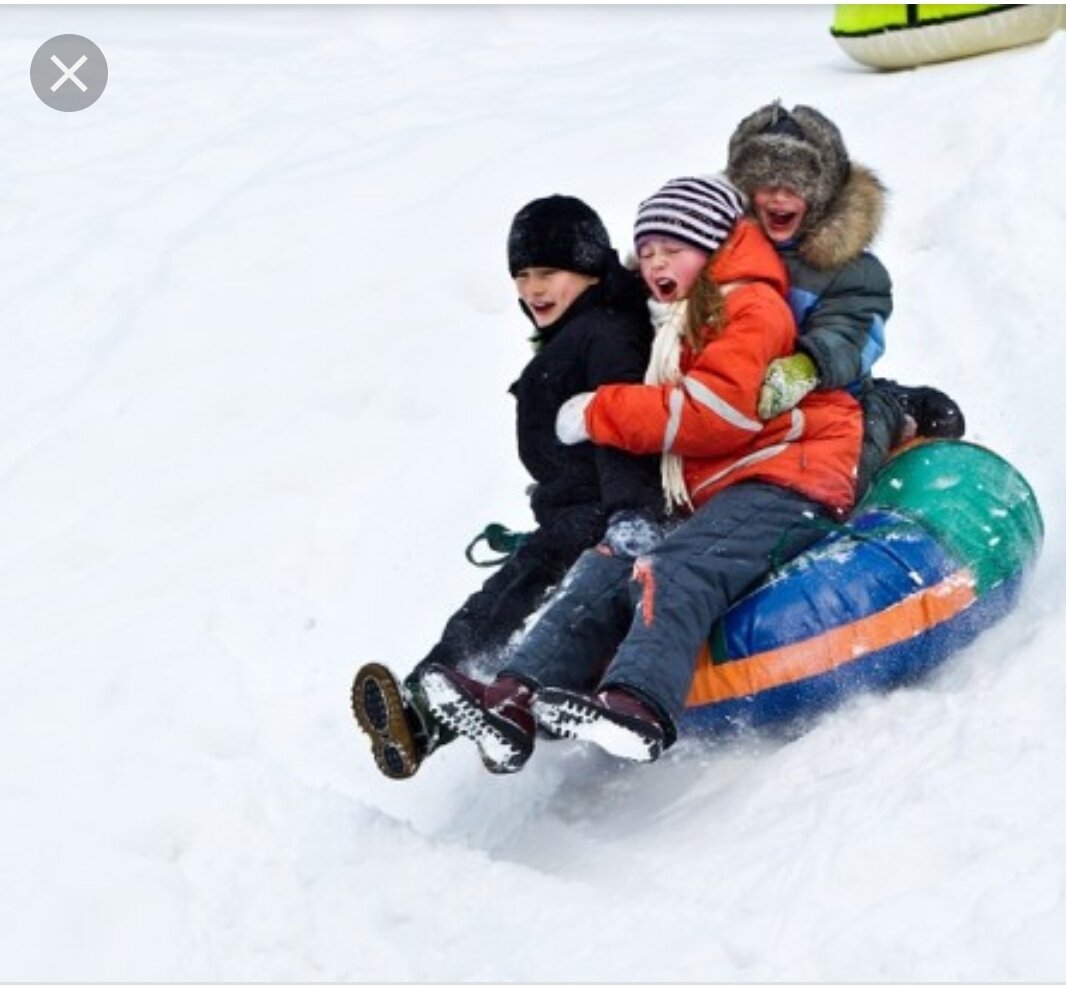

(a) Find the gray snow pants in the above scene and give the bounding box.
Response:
[503,482,830,745]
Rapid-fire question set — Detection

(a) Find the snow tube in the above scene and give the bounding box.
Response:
[681,439,1043,736]
[831,5,1064,70]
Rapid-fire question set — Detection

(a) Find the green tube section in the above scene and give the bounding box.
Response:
[858,439,1043,594]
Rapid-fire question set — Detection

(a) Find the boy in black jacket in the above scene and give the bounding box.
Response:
[352,195,664,779]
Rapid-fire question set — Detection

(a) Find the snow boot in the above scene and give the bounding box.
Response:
[533,686,666,763]
[419,664,535,774]
[873,379,966,439]
[351,662,431,780]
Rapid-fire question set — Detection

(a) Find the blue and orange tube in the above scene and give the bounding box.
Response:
[681,439,1044,736]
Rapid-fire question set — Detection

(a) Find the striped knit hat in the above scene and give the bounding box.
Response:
[633,174,746,255]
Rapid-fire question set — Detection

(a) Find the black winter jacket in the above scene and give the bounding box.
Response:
[509,259,663,533]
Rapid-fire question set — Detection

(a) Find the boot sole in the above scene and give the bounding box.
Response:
[533,687,662,763]
[351,663,421,780]
[420,669,531,774]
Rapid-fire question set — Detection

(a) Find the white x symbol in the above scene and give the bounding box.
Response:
[50,53,88,93]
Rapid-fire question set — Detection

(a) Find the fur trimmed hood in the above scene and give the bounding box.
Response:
[798,162,886,271]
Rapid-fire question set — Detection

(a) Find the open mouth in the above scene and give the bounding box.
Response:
[765,209,799,234]
[530,301,556,320]
[654,277,679,301]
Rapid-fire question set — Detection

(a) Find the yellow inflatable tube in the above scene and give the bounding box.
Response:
[832,4,1064,69]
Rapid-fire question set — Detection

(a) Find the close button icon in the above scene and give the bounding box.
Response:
[31,35,108,111]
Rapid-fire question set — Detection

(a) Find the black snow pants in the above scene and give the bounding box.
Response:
[408,501,607,685]
[856,381,906,499]
[501,482,831,745]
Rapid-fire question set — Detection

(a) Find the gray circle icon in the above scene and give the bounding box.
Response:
[31,34,108,111]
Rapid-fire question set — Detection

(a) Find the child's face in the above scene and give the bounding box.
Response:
[637,237,708,303]
[513,268,598,328]
[752,186,809,244]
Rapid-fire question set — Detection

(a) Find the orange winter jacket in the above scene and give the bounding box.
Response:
[584,220,862,514]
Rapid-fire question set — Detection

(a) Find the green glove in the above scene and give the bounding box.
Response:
[758,352,819,420]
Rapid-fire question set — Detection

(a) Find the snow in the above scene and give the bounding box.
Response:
[1,4,1064,981]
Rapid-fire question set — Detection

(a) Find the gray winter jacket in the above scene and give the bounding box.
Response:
[780,163,892,392]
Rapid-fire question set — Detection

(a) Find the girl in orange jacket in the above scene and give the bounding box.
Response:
[420,175,863,771]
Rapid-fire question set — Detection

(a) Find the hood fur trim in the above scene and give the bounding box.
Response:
[798,163,886,271]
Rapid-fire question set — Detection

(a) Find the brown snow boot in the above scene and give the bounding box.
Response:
[419,665,535,774]
[533,685,666,762]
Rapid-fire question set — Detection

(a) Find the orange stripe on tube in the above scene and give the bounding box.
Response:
[686,570,978,706]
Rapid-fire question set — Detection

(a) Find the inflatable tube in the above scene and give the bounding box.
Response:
[832,4,1064,70]
[681,439,1043,737]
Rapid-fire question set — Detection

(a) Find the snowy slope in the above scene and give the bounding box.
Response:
[1,5,1064,982]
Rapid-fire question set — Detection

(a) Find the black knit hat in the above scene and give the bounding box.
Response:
[726,102,851,229]
[507,195,612,277]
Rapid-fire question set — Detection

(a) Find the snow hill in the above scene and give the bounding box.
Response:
[1,5,1064,982]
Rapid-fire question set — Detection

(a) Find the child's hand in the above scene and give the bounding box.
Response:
[602,509,663,559]
[758,353,819,419]
[555,392,594,444]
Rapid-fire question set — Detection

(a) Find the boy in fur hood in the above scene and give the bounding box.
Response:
[727,101,965,492]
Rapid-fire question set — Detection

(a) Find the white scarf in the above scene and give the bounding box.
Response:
[646,299,694,515]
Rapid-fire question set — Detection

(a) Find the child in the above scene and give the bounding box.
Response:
[351,195,664,779]
[726,102,965,493]
[419,175,864,771]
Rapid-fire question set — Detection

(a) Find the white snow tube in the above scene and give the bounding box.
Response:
[832,4,1064,70]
